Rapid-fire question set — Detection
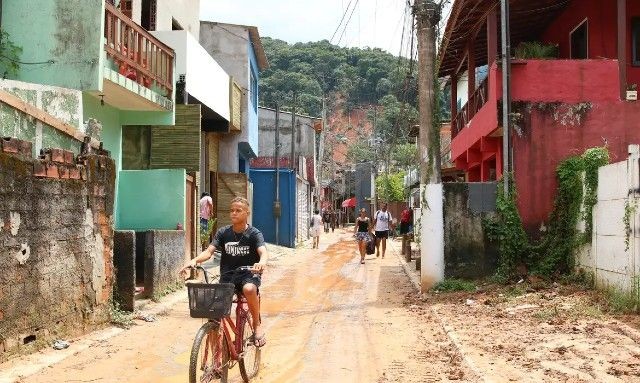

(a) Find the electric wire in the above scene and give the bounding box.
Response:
[330,0,355,43]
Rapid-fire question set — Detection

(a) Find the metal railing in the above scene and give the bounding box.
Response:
[452,77,489,138]
[104,3,174,97]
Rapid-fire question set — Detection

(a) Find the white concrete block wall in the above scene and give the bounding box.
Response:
[587,149,640,295]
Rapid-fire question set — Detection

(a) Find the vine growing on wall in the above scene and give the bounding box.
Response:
[484,147,609,280]
[0,30,22,78]
[509,101,592,138]
[624,200,637,252]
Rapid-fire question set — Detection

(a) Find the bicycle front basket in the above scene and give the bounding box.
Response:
[187,283,235,319]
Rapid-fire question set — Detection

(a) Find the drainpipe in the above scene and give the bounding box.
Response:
[500,0,512,194]
[274,104,281,245]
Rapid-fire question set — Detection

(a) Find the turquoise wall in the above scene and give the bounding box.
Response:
[2,0,104,91]
[247,41,259,155]
[117,169,186,231]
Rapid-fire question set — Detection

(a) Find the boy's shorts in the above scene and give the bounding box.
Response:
[221,269,261,293]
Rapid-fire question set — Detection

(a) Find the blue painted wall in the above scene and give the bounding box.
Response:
[250,169,296,248]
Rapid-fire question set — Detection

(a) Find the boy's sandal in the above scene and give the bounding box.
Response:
[253,333,267,348]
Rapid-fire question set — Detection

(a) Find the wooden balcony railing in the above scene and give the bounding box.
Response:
[104,3,174,98]
[452,77,488,138]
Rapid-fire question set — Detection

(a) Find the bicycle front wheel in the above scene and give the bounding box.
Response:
[190,321,229,383]
[238,311,261,382]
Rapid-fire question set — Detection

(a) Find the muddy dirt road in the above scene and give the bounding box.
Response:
[8,229,471,383]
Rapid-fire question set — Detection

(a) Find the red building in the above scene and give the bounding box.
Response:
[439,0,640,232]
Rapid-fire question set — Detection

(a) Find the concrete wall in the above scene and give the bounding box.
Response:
[0,80,84,156]
[143,230,185,299]
[151,30,230,121]
[0,145,115,356]
[355,162,373,212]
[1,0,104,91]
[442,183,498,279]
[579,148,640,294]
[257,107,319,158]
[200,22,259,171]
[113,230,136,311]
[117,169,186,231]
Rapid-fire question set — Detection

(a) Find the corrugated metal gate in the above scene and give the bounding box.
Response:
[296,177,310,243]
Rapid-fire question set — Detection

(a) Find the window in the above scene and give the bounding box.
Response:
[633,18,640,66]
[172,18,183,31]
[570,19,588,59]
[141,0,157,31]
[250,68,258,112]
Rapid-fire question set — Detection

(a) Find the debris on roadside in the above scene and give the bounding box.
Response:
[134,313,156,322]
[52,340,70,350]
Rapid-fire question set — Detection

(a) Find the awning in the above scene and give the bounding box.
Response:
[341,197,356,208]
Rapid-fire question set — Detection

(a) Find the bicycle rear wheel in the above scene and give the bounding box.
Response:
[190,321,229,383]
[238,311,261,382]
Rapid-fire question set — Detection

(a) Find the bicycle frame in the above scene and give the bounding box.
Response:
[220,295,253,361]
[204,293,259,370]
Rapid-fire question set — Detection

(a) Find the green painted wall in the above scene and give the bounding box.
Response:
[117,169,186,231]
[0,80,84,156]
[1,0,104,91]
[120,110,174,126]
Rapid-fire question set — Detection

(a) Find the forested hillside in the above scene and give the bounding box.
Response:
[259,37,417,117]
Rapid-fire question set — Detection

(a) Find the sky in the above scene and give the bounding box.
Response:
[200,0,419,57]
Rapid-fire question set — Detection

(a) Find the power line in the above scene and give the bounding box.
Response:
[330,0,355,43]
[337,0,361,46]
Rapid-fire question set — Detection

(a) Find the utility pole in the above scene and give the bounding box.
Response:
[319,95,327,211]
[274,103,281,245]
[290,92,297,172]
[414,0,444,292]
[501,0,512,194]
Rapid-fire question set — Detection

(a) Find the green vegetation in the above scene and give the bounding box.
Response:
[260,37,418,116]
[375,172,406,202]
[433,279,476,292]
[0,30,22,78]
[110,300,134,329]
[485,147,609,281]
[514,41,559,59]
[200,218,217,250]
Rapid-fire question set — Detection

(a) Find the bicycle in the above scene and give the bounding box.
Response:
[186,265,262,383]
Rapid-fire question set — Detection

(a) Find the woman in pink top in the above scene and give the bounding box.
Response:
[199,192,213,235]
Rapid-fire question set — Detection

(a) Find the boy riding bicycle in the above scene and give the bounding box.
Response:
[180,196,268,347]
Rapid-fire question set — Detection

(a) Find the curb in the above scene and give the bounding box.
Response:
[390,242,487,382]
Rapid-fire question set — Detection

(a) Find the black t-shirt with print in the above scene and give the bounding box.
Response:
[212,225,265,274]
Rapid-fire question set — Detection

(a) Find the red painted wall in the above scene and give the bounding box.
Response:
[541,0,640,88]
[513,100,640,234]
[542,0,617,60]
[509,60,619,103]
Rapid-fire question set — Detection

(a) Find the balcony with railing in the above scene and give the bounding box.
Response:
[451,77,488,139]
[101,3,174,111]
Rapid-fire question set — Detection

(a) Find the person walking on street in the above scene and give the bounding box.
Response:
[373,202,393,258]
[330,209,336,232]
[311,210,323,249]
[400,204,413,235]
[199,192,213,236]
[354,208,372,264]
[322,209,330,233]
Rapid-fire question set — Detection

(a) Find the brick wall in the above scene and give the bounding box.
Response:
[0,137,115,357]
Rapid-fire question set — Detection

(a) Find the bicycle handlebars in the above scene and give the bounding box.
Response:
[187,265,261,284]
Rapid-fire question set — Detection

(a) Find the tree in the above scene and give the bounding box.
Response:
[376,172,406,202]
